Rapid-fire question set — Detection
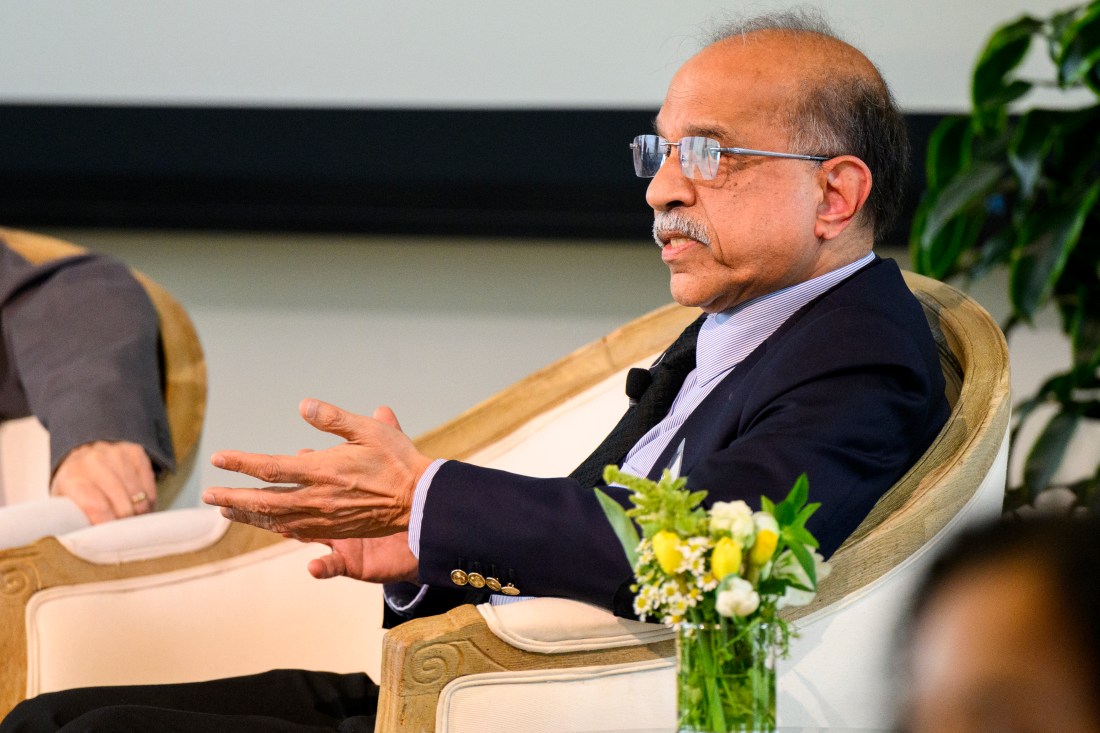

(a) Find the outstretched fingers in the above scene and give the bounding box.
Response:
[202,484,303,515]
[299,398,371,442]
[372,405,402,431]
[210,450,313,485]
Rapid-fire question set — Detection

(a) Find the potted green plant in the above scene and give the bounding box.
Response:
[910,1,1100,512]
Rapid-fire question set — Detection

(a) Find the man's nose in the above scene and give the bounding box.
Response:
[645,153,696,212]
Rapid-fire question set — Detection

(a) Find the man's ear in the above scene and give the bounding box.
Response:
[814,156,872,241]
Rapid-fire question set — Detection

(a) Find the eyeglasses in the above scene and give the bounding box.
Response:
[630,134,829,180]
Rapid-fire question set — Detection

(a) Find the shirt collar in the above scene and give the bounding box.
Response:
[695,253,876,385]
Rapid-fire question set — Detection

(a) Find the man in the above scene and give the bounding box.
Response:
[1,11,950,731]
[902,516,1100,732]
[0,238,174,523]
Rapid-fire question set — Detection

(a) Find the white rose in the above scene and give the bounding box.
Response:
[715,577,760,617]
[752,511,779,535]
[710,501,755,544]
[773,549,831,609]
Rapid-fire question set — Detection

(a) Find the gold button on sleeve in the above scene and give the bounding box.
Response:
[450,569,469,586]
[501,584,521,596]
[467,572,486,589]
[485,577,502,592]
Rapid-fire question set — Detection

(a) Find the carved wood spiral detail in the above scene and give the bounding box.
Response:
[0,560,38,598]
[409,641,461,687]
[408,640,506,690]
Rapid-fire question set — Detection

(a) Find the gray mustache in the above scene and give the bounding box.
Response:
[652,213,710,248]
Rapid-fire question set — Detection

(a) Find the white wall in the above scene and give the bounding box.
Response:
[0,0,1085,112]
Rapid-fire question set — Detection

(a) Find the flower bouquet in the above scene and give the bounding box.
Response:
[595,466,829,733]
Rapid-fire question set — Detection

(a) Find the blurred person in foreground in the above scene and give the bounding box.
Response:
[3,8,951,732]
[901,515,1100,733]
[0,239,174,523]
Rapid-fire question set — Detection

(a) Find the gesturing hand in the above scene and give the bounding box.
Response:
[202,400,432,539]
[306,532,419,585]
[51,440,156,523]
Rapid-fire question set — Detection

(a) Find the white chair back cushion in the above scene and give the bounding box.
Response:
[463,356,653,475]
[776,433,1008,727]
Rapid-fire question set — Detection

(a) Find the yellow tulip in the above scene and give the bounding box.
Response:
[652,530,683,575]
[710,536,743,580]
[750,530,779,566]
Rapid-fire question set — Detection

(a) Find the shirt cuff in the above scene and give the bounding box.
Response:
[408,458,447,559]
[383,582,430,614]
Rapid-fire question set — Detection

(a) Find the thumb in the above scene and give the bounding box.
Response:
[299,398,363,442]
[372,405,404,432]
[307,548,347,580]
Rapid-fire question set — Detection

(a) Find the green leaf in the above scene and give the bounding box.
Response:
[1050,107,1100,184]
[756,577,788,596]
[972,16,1043,129]
[786,541,818,589]
[920,162,1007,251]
[1049,6,1084,46]
[1063,278,1100,371]
[1009,109,1062,200]
[785,525,821,549]
[1009,182,1100,320]
[593,487,640,567]
[1072,311,1100,372]
[793,502,822,528]
[774,501,796,526]
[925,116,975,192]
[1057,3,1100,87]
[1022,410,1081,495]
[1088,59,1100,95]
[786,473,810,509]
[913,200,988,280]
[969,226,1018,279]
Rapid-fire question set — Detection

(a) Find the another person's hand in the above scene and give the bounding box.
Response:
[306,532,419,585]
[50,440,157,523]
[203,400,432,539]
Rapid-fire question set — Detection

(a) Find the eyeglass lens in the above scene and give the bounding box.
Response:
[631,135,723,180]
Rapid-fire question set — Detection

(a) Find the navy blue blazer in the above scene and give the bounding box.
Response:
[415,258,949,617]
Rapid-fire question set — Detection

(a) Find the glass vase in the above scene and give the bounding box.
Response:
[676,619,777,733]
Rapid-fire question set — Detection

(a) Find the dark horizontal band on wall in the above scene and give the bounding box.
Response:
[1,104,946,241]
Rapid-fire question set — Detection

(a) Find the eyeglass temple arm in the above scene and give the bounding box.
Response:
[717,146,829,162]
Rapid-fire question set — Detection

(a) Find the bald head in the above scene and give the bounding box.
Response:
[694,12,909,242]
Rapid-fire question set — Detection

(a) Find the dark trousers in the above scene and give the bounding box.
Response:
[0,669,377,732]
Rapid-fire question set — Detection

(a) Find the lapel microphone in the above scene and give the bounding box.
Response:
[625,367,653,405]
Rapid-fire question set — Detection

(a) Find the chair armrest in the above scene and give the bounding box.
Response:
[376,599,674,733]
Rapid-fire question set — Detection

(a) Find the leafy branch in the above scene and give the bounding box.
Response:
[911,1,1100,511]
